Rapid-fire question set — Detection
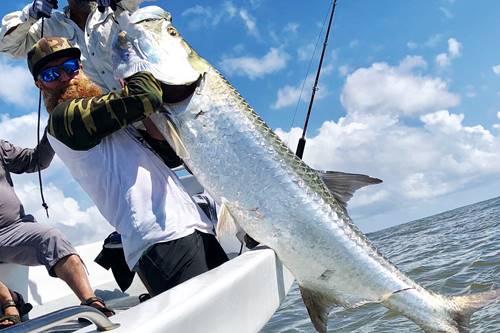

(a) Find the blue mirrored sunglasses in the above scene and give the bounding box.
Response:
[38,58,81,83]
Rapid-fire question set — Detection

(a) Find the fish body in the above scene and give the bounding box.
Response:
[112,7,498,333]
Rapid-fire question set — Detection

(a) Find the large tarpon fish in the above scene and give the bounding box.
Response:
[112,7,499,333]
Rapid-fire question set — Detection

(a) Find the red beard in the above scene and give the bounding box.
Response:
[44,73,103,113]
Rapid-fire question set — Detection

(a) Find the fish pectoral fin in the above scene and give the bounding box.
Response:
[150,112,190,160]
[316,170,382,208]
[216,200,244,242]
[299,286,337,333]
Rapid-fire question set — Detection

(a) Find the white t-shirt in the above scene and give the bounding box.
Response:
[48,127,214,269]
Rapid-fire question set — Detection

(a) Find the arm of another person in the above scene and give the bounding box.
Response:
[0,4,45,57]
[48,71,163,151]
[1,130,55,174]
[0,1,150,58]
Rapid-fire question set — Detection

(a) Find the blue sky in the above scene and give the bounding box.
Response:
[1,0,500,244]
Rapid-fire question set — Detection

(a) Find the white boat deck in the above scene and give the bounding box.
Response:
[1,244,294,333]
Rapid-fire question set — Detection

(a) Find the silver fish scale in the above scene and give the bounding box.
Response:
[160,68,433,308]
[157,67,472,331]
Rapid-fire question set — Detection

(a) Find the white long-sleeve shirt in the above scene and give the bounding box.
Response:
[0,1,144,92]
[48,127,215,270]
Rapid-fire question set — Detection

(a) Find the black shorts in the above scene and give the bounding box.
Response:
[136,230,229,296]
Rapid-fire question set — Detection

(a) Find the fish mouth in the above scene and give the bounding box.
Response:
[160,75,202,104]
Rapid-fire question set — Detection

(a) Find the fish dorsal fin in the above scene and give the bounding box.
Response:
[317,170,382,208]
[299,286,336,333]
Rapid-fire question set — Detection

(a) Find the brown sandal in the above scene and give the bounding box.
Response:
[81,296,115,317]
[0,314,20,329]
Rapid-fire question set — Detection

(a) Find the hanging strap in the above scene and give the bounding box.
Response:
[36,17,49,218]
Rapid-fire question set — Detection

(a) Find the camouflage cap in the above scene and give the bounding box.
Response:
[27,37,81,80]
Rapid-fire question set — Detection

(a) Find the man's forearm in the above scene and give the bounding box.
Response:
[0,130,54,174]
[49,72,163,151]
[0,4,40,57]
[33,130,55,170]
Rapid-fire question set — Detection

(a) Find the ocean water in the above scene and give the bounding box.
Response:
[262,196,500,332]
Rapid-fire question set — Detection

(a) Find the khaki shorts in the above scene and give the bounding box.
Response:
[0,221,77,277]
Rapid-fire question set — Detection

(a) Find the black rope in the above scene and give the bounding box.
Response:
[37,17,49,218]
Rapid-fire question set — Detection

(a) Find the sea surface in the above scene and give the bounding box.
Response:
[262,196,500,332]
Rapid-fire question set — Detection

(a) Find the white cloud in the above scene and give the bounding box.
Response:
[448,38,462,57]
[272,85,302,109]
[181,5,222,29]
[0,56,37,108]
[272,75,328,109]
[421,110,494,142]
[435,38,462,67]
[439,7,453,19]
[0,113,41,147]
[223,1,237,17]
[284,22,300,34]
[492,65,500,75]
[15,182,113,245]
[0,113,68,175]
[297,43,315,61]
[349,40,360,48]
[274,56,500,224]
[465,85,476,98]
[407,41,418,49]
[238,9,259,37]
[1,113,112,245]
[275,111,500,208]
[338,65,350,77]
[220,48,289,79]
[248,0,264,8]
[424,34,444,48]
[182,2,259,37]
[436,53,450,67]
[494,112,500,130]
[341,56,459,117]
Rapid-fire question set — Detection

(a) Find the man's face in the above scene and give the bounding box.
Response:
[35,56,102,113]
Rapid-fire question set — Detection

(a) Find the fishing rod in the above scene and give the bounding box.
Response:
[295,0,337,159]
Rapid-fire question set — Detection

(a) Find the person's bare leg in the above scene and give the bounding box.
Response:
[52,255,94,302]
[52,255,114,316]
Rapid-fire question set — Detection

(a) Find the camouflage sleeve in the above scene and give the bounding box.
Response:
[48,71,163,151]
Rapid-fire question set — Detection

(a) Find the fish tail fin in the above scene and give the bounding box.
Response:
[447,289,500,333]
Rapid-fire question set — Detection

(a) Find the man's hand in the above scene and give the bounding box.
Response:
[29,0,58,19]
[97,0,121,13]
